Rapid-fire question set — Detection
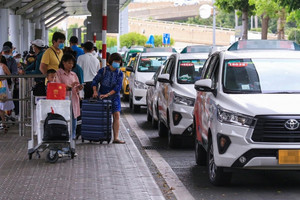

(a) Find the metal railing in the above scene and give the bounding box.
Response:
[0,74,46,136]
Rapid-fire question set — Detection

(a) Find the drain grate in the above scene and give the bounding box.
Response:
[142,146,158,150]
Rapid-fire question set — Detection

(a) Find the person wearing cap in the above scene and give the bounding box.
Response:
[69,36,84,60]
[77,41,100,99]
[40,32,65,74]
[25,39,45,83]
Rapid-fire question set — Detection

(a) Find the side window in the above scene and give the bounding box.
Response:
[161,59,170,74]
[210,57,220,88]
[166,58,175,75]
[132,55,139,71]
[203,55,218,79]
[201,56,212,78]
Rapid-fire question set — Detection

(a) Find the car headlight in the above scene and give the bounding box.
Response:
[134,80,147,89]
[217,106,256,127]
[173,92,195,107]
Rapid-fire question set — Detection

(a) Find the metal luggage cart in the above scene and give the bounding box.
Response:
[27,95,75,163]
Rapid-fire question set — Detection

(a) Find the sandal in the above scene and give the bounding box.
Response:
[113,139,125,144]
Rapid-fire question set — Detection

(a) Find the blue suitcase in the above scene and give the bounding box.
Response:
[81,99,112,143]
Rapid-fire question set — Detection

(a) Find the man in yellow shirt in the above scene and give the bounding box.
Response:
[40,32,65,74]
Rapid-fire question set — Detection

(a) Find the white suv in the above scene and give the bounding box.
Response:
[194,40,300,186]
[127,52,172,112]
[157,53,207,148]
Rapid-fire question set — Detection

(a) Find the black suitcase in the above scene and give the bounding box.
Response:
[81,99,112,143]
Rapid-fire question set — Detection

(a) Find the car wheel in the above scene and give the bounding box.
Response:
[133,104,140,113]
[129,96,133,109]
[158,120,168,137]
[152,116,158,129]
[207,138,232,186]
[168,129,181,148]
[195,139,207,166]
[147,106,152,122]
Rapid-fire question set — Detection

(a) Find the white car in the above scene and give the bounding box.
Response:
[145,65,164,128]
[157,52,207,147]
[194,40,300,186]
[127,52,172,112]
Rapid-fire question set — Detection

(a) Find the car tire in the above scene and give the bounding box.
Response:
[195,139,207,166]
[147,106,152,122]
[129,96,133,109]
[152,116,158,129]
[133,104,140,113]
[168,129,181,148]
[158,120,168,137]
[207,138,232,186]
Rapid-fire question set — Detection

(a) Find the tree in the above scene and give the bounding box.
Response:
[120,32,147,48]
[276,0,300,11]
[252,0,279,39]
[153,35,175,47]
[216,0,256,39]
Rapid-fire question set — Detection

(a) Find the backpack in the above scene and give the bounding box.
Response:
[32,81,46,96]
[43,112,69,141]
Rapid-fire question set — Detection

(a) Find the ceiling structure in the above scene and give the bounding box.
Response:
[0,0,131,27]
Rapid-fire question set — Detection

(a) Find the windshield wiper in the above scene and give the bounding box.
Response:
[264,91,300,94]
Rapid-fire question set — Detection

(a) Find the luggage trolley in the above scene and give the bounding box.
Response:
[28,96,76,163]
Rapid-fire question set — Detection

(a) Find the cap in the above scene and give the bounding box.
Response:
[31,39,45,48]
[2,46,11,52]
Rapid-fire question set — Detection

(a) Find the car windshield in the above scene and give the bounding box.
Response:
[223,58,300,94]
[138,56,167,72]
[177,59,206,84]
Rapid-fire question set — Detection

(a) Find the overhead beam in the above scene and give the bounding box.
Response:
[41,7,65,23]
[16,0,44,15]
[32,2,63,21]
[2,0,21,8]
[46,15,69,29]
[25,0,56,19]
[45,12,67,27]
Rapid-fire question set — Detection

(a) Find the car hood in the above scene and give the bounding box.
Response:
[173,84,196,98]
[136,72,155,83]
[219,93,300,116]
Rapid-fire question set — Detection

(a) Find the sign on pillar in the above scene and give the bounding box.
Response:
[162,33,170,46]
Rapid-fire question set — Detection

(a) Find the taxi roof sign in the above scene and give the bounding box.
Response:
[181,45,211,53]
[228,40,300,51]
[143,47,177,53]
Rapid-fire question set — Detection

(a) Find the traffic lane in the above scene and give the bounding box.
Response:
[124,105,300,200]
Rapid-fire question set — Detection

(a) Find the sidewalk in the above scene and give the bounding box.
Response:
[0,119,165,200]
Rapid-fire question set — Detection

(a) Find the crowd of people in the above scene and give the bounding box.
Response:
[0,31,125,144]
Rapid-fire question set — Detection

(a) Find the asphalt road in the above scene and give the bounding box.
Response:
[121,102,300,200]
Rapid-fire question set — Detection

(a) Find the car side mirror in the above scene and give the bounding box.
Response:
[145,79,155,87]
[157,74,172,84]
[126,66,134,72]
[194,79,213,92]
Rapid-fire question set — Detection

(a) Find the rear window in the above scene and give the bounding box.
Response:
[177,59,206,84]
[138,56,167,72]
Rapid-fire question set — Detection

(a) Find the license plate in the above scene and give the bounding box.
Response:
[278,150,300,165]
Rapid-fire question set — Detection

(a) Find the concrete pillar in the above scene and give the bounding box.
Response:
[0,9,9,47]
[45,29,49,46]
[9,14,21,52]
[28,22,35,43]
[22,19,30,53]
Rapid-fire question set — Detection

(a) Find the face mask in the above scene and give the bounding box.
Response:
[3,54,10,59]
[58,43,64,50]
[112,61,120,69]
[15,58,21,63]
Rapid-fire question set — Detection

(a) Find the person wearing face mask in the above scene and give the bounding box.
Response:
[92,53,125,144]
[40,32,65,74]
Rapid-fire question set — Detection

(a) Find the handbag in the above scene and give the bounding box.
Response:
[46,83,66,100]
[0,81,7,102]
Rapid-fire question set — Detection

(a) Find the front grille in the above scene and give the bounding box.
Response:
[252,116,300,143]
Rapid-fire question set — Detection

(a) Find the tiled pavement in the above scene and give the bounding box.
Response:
[0,120,165,200]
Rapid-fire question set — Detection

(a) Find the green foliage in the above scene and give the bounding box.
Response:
[276,0,300,11]
[152,35,174,47]
[250,28,272,33]
[95,37,117,49]
[120,32,147,48]
[287,10,300,27]
[253,0,279,19]
[288,28,300,43]
[216,0,255,14]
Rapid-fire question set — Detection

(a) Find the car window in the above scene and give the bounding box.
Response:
[204,55,218,79]
[132,55,140,71]
[138,56,167,72]
[162,58,175,75]
[223,58,300,94]
[153,66,162,85]
[177,59,206,84]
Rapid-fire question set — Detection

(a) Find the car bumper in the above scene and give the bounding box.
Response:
[169,103,193,136]
[212,122,300,169]
[133,89,147,106]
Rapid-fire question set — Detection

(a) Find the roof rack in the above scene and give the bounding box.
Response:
[228,40,300,51]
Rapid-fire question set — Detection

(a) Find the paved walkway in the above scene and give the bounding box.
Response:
[0,119,165,200]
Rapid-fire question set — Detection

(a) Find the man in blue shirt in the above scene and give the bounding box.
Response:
[69,36,84,60]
